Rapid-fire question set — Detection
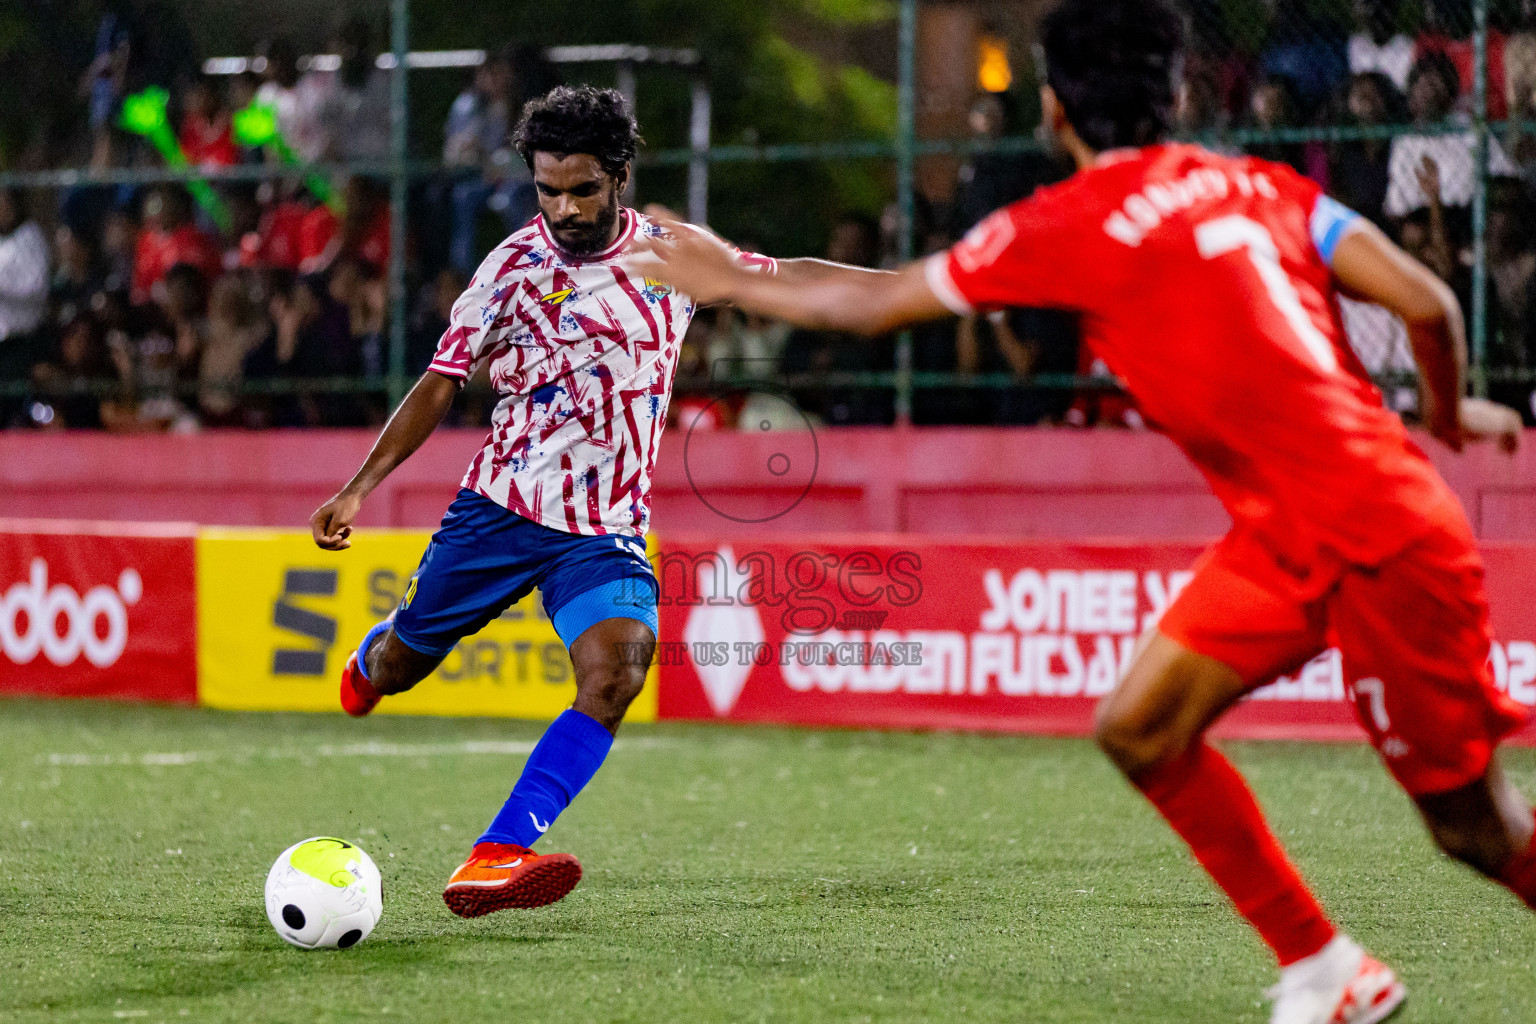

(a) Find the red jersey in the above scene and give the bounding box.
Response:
[297,205,338,269]
[297,206,391,272]
[927,144,1460,594]
[178,113,238,169]
[131,223,221,304]
[239,200,307,270]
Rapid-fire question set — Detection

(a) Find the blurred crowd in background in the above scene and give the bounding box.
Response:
[2,0,1536,433]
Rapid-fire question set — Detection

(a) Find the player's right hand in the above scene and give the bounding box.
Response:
[311,491,362,550]
[1458,397,1523,454]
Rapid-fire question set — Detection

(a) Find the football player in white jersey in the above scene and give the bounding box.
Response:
[309,84,881,918]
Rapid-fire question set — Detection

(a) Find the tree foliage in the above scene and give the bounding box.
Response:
[408,0,899,255]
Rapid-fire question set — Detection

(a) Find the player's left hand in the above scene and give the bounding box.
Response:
[1458,397,1523,454]
[311,490,363,550]
[631,206,747,306]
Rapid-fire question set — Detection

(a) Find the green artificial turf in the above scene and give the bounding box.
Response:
[1,698,1534,1023]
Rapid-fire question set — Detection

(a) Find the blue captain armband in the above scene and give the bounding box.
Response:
[1310,195,1363,268]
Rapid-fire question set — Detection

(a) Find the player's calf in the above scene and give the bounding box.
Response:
[1413,759,1536,905]
[339,624,444,716]
[568,616,654,732]
[1098,631,1341,973]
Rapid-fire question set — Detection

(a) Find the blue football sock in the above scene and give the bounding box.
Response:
[355,620,394,681]
[478,709,613,848]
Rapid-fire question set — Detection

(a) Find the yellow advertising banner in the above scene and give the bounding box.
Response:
[195,529,657,720]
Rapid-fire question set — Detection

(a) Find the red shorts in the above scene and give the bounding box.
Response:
[1160,519,1528,796]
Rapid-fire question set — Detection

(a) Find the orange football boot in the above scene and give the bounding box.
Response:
[339,650,383,717]
[443,842,583,917]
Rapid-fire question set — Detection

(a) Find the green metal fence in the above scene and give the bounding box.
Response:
[1,0,1531,424]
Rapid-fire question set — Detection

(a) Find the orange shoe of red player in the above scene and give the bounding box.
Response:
[442,842,583,918]
[339,650,383,717]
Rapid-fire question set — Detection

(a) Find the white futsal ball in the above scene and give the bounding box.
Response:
[264,837,383,949]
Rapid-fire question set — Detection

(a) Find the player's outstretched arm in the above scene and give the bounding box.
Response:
[769,257,894,287]
[1330,220,1468,450]
[309,371,460,550]
[639,215,952,336]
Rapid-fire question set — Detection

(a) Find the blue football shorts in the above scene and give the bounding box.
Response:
[389,488,659,657]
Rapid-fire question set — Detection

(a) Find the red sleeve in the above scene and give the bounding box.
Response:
[924,192,1085,314]
[177,118,201,163]
[299,207,338,264]
[189,230,222,279]
[430,325,476,382]
[358,212,391,269]
[675,224,777,275]
[131,232,158,304]
[430,252,514,382]
[734,249,778,275]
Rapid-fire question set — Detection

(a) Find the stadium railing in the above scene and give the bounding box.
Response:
[1,0,1531,427]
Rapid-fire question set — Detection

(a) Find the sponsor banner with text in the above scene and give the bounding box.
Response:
[0,520,197,702]
[196,529,658,720]
[656,537,1536,744]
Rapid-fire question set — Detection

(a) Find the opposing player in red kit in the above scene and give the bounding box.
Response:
[640,2,1531,1020]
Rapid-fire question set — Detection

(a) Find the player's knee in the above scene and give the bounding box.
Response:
[1093,703,1185,777]
[368,664,413,696]
[603,662,648,710]
[572,647,648,719]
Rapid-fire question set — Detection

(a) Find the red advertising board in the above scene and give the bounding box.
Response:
[0,520,198,702]
[655,537,1536,745]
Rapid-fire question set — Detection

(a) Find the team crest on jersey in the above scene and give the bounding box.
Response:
[539,287,575,305]
[642,278,672,300]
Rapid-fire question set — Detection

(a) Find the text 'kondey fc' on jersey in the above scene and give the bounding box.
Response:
[926,144,1461,590]
[431,208,775,537]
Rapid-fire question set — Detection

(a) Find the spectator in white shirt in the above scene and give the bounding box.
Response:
[0,189,48,347]
[1505,17,1536,169]
[310,18,391,163]
[1349,0,1416,91]
[253,37,328,163]
[1385,52,1517,217]
[0,188,50,425]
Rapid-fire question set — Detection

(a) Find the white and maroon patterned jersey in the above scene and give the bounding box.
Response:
[430,208,776,536]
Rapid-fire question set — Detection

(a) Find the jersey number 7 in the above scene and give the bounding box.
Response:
[1195,215,1340,375]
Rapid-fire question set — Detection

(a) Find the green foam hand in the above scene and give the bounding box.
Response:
[233,101,336,209]
[232,102,281,151]
[120,86,231,234]
[120,86,177,156]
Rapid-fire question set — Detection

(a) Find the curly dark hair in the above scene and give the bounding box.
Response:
[512,85,642,175]
[1042,0,1184,152]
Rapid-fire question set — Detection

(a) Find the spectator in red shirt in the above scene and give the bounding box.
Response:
[1416,2,1508,118]
[298,176,391,274]
[178,75,238,169]
[238,185,309,271]
[131,186,220,305]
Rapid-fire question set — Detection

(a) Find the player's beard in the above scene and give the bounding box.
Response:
[551,190,621,257]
